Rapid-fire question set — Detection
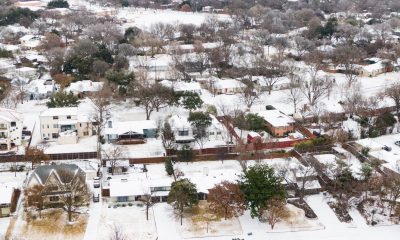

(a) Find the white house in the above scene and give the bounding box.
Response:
[65,80,104,96]
[108,175,172,202]
[168,114,195,144]
[209,78,246,95]
[104,118,157,144]
[26,79,57,100]
[39,107,95,144]
[159,80,202,95]
[167,114,226,144]
[0,108,23,151]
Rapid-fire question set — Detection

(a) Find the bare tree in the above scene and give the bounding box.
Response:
[293,36,315,58]
[238,79,261,110]
[342,83,364,116]
[45,47,65,74]
[384,82,400,118]
[89,87,114,163]
[384,173,400,216]
[13,77,28,104]
[56,169,90,222]
[109,224,127,240]
[85,22,123,47]
[332,44,365,87]
[25,184,46,218]
[300,52,333,106]
[140,192,154,221]
[285,75,303,113]
[135,83,175,120]
[103,146,125,175]
[262,197,289,230]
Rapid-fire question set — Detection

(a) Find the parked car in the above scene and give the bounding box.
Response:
[382,145,392,151]
[395,141,400,146]
[10,165,25,172]
[93,193,100,202]
[93,177,100,188]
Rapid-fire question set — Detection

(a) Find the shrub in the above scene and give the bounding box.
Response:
[47,0,69,9]
[128,202,133,206]
[0,48,13,58]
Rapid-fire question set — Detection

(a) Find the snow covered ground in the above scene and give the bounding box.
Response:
[356,134,400,174]
[153,193,400,240]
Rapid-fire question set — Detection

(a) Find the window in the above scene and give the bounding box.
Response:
[47,125,49,129]
[53,116,58,120]
[53,124,58,128]
[178,130,189,136]
[209,132,214,135]
[10,122,16,127]
[67,116,71,119]
[49,196,59,202]
[83,131,88,136]
[52,133,59,138]
[117,196,128,202]
[79,123,82,127]
[217,131,221,135]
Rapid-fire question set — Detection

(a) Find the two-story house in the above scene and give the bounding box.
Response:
[25,164,87,207]
[168,114,226,144]
[39,107,95,144]
[0,108,23,151]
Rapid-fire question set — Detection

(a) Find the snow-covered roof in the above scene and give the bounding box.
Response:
[258,110,295,127]
[358,62,385,72]
[0,185,13,205]
[40,107,78,117]
[28,164,85,186]
[66,80,104,93]
[105,119,157,135]
[159,80,201,92]
[19,34,36,42]
[0,107,23,123]
[168,114,191,129]
[27,79,54,95]
[16,67,36,73]
[212,78,245,89]
[109,179,149,197]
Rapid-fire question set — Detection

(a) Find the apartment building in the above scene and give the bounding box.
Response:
[0,108,23,151]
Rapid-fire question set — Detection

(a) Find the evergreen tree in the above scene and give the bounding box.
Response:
[47,91,80,108]
[167,178,198,225]
[179,91,203,111]
[238,164,285,218]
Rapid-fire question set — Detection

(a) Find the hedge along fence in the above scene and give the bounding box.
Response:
[10,188,21,213]
[127,151,294,164]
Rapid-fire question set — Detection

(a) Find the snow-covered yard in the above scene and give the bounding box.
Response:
[91,202,157,240]
[356,134,400,174]
[10,208,88,240]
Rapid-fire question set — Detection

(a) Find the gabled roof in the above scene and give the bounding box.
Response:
[28,164,85,186]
